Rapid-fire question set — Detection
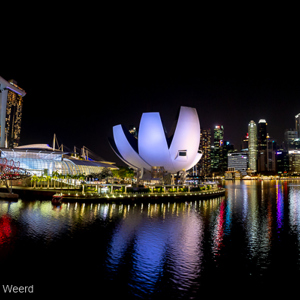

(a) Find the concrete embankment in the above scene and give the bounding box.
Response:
[0,187,64,200]
[58,188,226,203]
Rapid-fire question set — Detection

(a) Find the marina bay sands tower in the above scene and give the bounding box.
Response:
[0,76,26,148]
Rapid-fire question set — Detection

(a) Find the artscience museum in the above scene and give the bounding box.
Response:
[109,106,202,179]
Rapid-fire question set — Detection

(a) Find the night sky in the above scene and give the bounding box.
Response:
[2,13,300,166]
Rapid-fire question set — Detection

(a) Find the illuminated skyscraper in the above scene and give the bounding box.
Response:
[242,133,249,150]
[211,125,224,173]
[228,152,248,175]
[0,76,26,148]
[276,149,289,174]
[289,150,300,174]
[295,113,300,137]
[199,128,211,177]
[284,129,299,151]
[266,137,276,172]
[248,120,257,172]
[257,119,268,172]
[258,119,267,150]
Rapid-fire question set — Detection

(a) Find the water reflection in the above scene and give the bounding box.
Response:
[288,181,300,263]
[289,182,300,235]
[0,214,12,245]
[276,181,284,234]
[3,181,300,297]
[212,200,226,256]
[106,201,217,298]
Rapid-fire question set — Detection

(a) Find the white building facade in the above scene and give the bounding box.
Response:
[0,144,117,176]
[110,106,202,178]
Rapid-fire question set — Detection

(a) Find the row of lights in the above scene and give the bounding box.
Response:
[57,189,224,200]
[103,190,223,199]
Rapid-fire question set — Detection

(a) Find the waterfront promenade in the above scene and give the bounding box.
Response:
[55,187,226,203]
[0,184,225,203]
[3,177,300,203]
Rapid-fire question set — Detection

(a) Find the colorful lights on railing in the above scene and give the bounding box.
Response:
[0,157,21,179]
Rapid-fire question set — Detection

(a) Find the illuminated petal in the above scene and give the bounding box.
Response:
[169,106,200,171]
[138,112,175,171]
[112,124,151,170]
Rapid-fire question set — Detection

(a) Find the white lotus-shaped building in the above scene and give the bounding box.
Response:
[109,106,202,177]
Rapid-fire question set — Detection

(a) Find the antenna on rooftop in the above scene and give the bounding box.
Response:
[53,134,56,150]
[81,146,89,160]
[53,133,63,151]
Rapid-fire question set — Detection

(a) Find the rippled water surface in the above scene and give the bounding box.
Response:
[1,181,300,298]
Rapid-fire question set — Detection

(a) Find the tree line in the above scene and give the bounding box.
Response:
[30,166,136,188]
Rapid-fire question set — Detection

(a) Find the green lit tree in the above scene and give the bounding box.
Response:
[112,166,135,183]
[45,175,51,189]
[31,174,38,188]
[99,168,113,183]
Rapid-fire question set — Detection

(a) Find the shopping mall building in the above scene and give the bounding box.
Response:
[0,144,118,176]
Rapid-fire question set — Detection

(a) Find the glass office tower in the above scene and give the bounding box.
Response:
[211,125,225,174]
[257,119,267,172]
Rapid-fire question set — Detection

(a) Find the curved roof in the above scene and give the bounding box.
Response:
[66,158,118,169]
[15,144,55,150]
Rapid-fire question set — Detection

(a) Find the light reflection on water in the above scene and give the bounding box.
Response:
[1,181,300,297]
[106,201,209,298]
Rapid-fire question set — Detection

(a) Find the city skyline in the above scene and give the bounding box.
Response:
[2,62,300,166]
[2,4,300,169]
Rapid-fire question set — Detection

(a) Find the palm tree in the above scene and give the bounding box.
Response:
[66,173,72,187]
[58,173,65,188]
[52,172,65,188]
[31,174,38,188]
[45,175,51,189]
[70,173,85,188]
[37,176,44,188]
[52,171,59,188]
